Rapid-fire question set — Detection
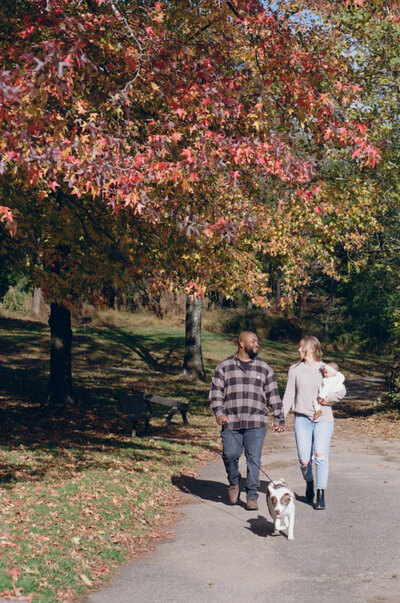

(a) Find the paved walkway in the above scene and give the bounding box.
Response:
[344,376,385,401]
[84,427,400,603]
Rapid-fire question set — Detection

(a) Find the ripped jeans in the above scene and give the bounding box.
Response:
[294,415,334,490]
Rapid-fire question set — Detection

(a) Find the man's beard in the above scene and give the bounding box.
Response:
[245,346,258,359]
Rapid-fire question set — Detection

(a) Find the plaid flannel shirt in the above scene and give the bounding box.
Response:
[209,354,285,430]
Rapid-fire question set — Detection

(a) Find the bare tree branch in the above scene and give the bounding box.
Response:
[109,0,144,91]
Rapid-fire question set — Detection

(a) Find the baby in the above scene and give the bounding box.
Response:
[313,362,345,420]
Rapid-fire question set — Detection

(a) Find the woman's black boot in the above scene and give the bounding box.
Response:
[305,481,314,503]
[314,489,326,510]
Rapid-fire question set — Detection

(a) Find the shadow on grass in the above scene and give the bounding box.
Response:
[1,316,389,491]
[0,426,218,488]
[0,317,217,490]
[74,325,187,374]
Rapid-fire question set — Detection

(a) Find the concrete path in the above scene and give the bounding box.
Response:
[344,376,384,401]
[84,428,400,603]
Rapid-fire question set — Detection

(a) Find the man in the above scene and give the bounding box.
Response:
[209,330,285,510]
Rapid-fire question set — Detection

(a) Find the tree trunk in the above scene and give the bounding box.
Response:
[296,291,307,319]
[324,279,336,341]
[47,302,73,407]
[180,295,205,381]
[276,276,281,302]
[390,335,400,390]
[385,336,400,412]
[32,287,42,315]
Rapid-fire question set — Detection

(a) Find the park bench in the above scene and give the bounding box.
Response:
[118,389,190,437]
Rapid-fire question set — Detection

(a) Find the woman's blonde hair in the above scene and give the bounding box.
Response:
[299,335,322,362]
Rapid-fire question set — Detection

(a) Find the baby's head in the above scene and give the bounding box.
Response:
[323,362,339,378]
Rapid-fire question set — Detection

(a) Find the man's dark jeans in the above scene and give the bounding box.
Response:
[221,425,267,501]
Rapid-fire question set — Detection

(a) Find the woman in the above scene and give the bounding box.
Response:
[282,336,346,510]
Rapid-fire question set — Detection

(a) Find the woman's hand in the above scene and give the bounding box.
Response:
[321,395,331,406]
[273,424,285,433]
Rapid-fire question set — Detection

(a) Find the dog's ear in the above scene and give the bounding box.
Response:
[281,493,292,506]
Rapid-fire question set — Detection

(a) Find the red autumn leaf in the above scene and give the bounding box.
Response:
[10,566,21,578]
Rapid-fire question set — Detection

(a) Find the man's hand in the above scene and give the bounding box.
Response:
[216,414,228,426]
[272,424,285,433]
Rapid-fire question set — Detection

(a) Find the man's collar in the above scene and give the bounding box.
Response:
[234,353,255,364]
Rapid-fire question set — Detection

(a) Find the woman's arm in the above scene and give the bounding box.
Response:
[322,386,346,405]
[264,367,285,426]
[282,365,297,417]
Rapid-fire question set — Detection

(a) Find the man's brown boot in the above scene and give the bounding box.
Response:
[246,498,258,510]
[228,484,240,505]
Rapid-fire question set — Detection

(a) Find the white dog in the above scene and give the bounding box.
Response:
[266,479,295,540]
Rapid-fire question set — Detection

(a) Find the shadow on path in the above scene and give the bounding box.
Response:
[345,376,384,400]
[246,515,276,538]
[171,474,279,506]
[334,376,385,418]
[171,474,231,505]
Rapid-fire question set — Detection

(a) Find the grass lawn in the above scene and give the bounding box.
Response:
[0,312,394,601]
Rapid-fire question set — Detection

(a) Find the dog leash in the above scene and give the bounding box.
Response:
[228,427,277,486]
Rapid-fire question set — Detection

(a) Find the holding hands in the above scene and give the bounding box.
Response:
[217,414,285,432]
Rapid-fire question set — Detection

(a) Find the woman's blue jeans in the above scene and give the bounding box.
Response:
[294,415,334,490]
[221,426,267,501]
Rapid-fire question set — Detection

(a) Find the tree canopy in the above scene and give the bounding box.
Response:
[0,0,385,307]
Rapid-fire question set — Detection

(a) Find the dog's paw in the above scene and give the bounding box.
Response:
[271,530,281,537]
[287,535,294,541]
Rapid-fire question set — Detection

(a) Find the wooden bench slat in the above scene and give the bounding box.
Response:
[117,389,190,436]
[144,393,189,410]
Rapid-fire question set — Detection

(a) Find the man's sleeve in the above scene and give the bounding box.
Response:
[209,366,225,418]
[265,368,285,425]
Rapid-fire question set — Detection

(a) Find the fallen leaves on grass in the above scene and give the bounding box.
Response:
[0,315,394,602]
[0,415,218,601]
[0,589,33,602]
